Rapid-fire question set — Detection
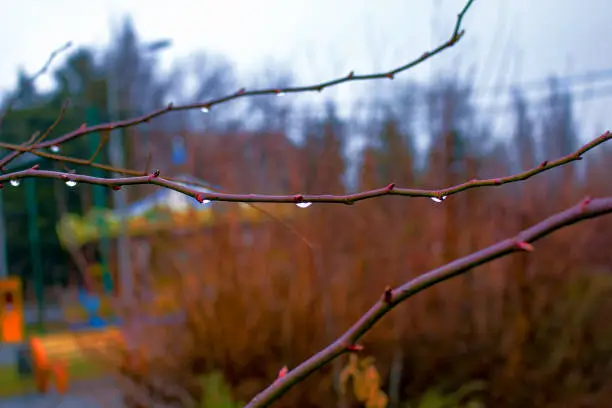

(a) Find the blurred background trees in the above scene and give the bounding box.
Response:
[2,14,612,408]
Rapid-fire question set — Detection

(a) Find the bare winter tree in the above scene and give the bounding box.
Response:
[2,0,612,406]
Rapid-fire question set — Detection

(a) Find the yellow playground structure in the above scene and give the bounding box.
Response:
[15,175,300,394]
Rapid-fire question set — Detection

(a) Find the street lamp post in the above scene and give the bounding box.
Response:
[107,39,172,301]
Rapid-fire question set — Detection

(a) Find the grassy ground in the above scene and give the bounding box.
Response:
[0,359,104,398]
[24,321,70,337]
[0,323,109,398]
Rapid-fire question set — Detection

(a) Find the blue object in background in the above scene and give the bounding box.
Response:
[172,136,186,165]
[77,289,108,329]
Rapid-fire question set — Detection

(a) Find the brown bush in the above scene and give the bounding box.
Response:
[113,123,612,408]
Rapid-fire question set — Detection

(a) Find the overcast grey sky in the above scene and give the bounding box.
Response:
[1,0,610,138]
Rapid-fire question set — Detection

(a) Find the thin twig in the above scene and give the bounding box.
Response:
[244,195,612,408]
[0,0,474,165]
[0,130,607,205]
[4,99,71,169]
[88,132,110,164]
[0,42,72,131]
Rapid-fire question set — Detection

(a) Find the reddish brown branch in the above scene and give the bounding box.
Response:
[0,130,608,205]
[88,132,109,164]
[0,0,474,165]
[244,195,612,407]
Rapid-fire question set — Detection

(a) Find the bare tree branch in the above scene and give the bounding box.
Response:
[0,130,608,205]
[244,195,612,408]
[0,0,474,170]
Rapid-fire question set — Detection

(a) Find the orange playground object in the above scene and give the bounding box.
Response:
[0,277,23,343]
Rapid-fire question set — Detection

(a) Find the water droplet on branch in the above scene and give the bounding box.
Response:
[430,196,446,203]
[9,180,20,187]
[296,202,312,209]
[65,180,77,188]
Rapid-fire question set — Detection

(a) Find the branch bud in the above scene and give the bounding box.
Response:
[580,196,592,212]
[112,186,122,191]
[383,286,393,304]
[276,366,288,381]
[385,183,395,192]
[148,169,161,180]
[346,344,364,352]
[516,241,534,252]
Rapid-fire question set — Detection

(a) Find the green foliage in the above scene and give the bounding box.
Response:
[404,381,487,408]
[198,371,244,408]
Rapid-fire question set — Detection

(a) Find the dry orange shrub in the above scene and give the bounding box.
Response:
[114,127,612,408]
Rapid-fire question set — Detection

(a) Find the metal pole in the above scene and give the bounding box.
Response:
[25,178,44,330]
[106,61,133,302]
[106,38,172,301]
[86,106,114,294]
